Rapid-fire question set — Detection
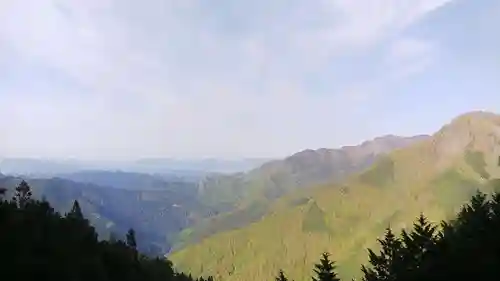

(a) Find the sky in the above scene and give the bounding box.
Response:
[0,0,499,160]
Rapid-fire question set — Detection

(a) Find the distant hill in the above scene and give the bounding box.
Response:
[169,111,500,281]
[131,158,272,174]
[0,158,87,177]
[174,134,428,249]
[0,134,428,259]
[57,170,188,190]
[0,173,214,256]
[0,158,269,177]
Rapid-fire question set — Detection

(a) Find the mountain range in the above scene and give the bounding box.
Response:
[0,128,424,257]
[169,111,500,281]
[2,111,499,281]
[175,134,427,249]
[0,157,271,177]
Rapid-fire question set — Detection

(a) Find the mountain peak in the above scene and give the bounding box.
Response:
[428,111,500,169]
[449,111,500,126]
[439,111,500,136]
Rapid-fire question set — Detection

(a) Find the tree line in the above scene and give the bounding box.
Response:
[3,180,500,281]
[277,190,500,281]
[0,180,214,281]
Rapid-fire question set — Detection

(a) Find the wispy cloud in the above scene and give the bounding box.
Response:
[0,0,461,159]
[385,37,437,79]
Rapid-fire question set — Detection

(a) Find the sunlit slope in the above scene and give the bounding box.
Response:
[174,135,427,249]
[170,111,500,281]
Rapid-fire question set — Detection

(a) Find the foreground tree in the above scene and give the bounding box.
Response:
[360,189,500,281]
[68,199,84,220]
[13,179,32,208]
[0,180,212,281]
[313,252,340,281]
[361,227,404,281]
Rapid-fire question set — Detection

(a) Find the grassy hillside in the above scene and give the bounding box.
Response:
[169,111,500,281]
[197,135,428,209]
[174,135,426,248]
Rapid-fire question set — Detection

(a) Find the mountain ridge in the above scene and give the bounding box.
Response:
[197,134,429,207]
[169,111,500,281]
[173,134,428,250]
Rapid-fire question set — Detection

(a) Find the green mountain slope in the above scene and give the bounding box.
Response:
[174,135,427,248]
[169,111,500,281]
[197,135,428,208]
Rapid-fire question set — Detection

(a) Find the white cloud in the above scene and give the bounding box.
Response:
[0,0,453,159]
[319,0,451,48]
[385,37,437,79]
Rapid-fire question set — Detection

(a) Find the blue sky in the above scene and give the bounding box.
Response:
[0,0,499,160]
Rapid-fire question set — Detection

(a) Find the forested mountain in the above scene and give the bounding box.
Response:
[57,170,193,190]
[0,174,209,255]
[0,133,423,257]
[4,112,500,281]
[197,134,428,208]
[175,135,427,249]
[276,189,500,281]
[169,111,500,281]
[5,178,500,281]
[0,182,212,281]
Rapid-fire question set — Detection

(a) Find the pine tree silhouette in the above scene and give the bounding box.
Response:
[400,213,438,272]
[68,200,84,220]
[312,252,340,281]
[361,227,403,281]
[127,228,138,249]
[0,180,212,281]
[13,179,32,208]
[276,269,289,281]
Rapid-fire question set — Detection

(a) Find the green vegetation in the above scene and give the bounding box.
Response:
[170,113,500,281]
[0,181,211,281]
[174,200,270,249]
[180,136,421,247]
[359,156,395,187]
[277,190,500,281]
[302,201,330,234]
[288,197,311,207]
[312,253,340,281]
[431,169,481,212]
[171,163,475,281]
[0,173,221,255]
[7,179,500,281]
[4,111,500,281]
[465,150,490,179]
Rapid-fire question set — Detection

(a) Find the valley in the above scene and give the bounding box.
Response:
[2,111,500,280]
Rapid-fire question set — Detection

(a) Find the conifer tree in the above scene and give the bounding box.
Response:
[68,200,84,220]
[312,252,340,281]
[361,227,403,281]
[400,213,438,269]
[127,228,138,249]
[276,269,289,281]
[13,180,32,208]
